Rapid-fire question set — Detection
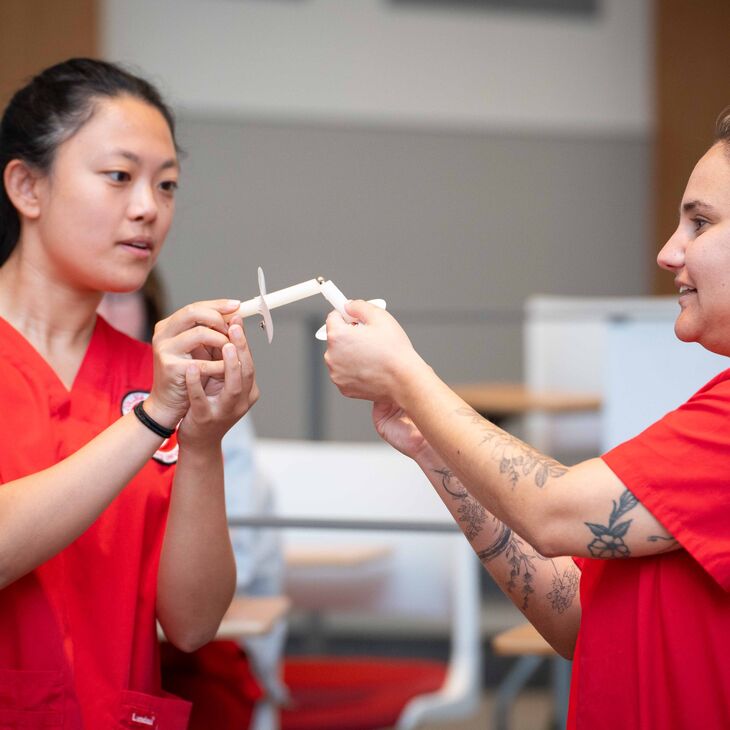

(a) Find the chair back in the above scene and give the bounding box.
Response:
[254,438,481,727]
[524,295,679,458]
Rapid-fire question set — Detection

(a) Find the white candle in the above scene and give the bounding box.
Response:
[319,280,355,323]
[238,278,324,318]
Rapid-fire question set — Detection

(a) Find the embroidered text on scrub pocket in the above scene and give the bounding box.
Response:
[130,711,156,727]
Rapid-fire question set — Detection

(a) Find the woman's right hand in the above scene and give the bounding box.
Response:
[325,301,426,405]
[372,400,429,460]
[144,299,242,429]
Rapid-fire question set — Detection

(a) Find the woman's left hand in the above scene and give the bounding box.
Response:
[176,317,259,447]
[372,400,428,460]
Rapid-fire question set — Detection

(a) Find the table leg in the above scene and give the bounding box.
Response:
[494,655,544,730]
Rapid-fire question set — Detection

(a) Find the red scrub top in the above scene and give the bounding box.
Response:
[568,369,730,730]
[0,316,191,729]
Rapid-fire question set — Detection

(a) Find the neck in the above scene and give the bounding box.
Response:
[0,249,101,351]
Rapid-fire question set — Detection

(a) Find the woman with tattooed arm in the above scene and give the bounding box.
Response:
[324,113,730,730]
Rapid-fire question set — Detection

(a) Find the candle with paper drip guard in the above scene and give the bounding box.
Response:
[237,277,324,318]
[235,267,385,343]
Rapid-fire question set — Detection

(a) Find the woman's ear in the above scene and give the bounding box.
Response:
[3,159,43,220]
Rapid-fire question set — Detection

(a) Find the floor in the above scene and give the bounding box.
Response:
[252,689,555,730]
[286,595,560,730]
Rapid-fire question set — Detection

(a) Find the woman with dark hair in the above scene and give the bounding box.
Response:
[324,110,730,729]
[0,58,258,727]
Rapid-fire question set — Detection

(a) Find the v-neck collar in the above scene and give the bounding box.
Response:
[0,315,105,400]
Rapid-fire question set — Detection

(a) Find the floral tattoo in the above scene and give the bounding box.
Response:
[547,565,580,614]
[477,525,561,612]
[433,464,579,614]
[585,489,638,558]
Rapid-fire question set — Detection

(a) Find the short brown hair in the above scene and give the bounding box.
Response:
[715,106,730,145]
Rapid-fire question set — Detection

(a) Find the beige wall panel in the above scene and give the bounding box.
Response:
[654,0,730,293]
[0,0,97,109]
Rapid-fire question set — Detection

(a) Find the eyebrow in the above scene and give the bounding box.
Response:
[109,149,179,171]
[682,199,715,214]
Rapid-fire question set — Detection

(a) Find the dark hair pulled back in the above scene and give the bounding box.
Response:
[0,58,176,266]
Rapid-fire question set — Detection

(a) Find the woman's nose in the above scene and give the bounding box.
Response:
[657,228,685,272]
[127,183,158,223]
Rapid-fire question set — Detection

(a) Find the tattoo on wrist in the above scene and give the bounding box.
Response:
[585,489,638,558]
[455,407,567,488]
[434,467,485,541]
[435,467,468,498]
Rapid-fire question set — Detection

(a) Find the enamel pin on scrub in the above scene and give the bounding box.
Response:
[236,267,386,343]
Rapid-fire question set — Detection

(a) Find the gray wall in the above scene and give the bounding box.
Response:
[157,116,650,440]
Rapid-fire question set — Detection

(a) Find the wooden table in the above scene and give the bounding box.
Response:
[217,595,291,638]
[451,381,601,419]
[284,544,391,569]
[158,595,290,641]
[492,621,555,657]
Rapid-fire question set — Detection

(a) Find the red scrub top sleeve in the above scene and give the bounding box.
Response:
[602,369,730,591]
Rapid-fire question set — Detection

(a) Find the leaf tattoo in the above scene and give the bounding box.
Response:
[455,407,567,488]
[477,526,550,611]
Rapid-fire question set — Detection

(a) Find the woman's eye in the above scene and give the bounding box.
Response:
[159,180,179,194]
[693,217,709,232]
[106,171,130,183]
